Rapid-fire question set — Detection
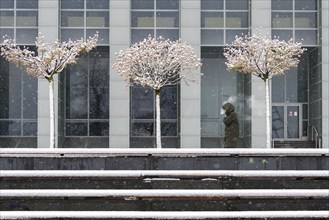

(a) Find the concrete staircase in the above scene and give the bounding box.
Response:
[0,148,329,219]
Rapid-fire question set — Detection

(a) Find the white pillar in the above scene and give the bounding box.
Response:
[250,0,272,148]
[180,0,201,148]
[109,0,130,148]
[322,0,329,148]
[37,0,59,148]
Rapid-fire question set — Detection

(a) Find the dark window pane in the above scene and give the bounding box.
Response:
[131,29,154,44]
[87,0,109,9]
[226,0,249,10]
[61,29,84,42]
[89,56,109,119]
[201,0,224,10]
[161,122,177,136]
[132,122,154,136]
[160,86,177,119]
[156,29,179,41]
[0,0,14,9]
[23,122,37,136]
[272,30,293,42]
[201,30,224,45]
[272,106,284,139]
[0,28,14,39]
[295,30,317,46]
[61,0,84,9]
[87,29,109,44]
[0,121,21,136]
[156,0,179,9]
[16,0,38,9]
[131,86,154,119]
[131,0,154,9]
[271,0,293,10]
[16,29,38,44]
[295,0,317,10]
[66,59,88,119]
[23,74,37,119]
[272,75,285,102]
[89,122,109,136]
[66,122,87,136]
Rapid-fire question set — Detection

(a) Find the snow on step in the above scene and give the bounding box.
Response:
[1,170,329,178]
[1,189,328,199]
[1,211,328,219]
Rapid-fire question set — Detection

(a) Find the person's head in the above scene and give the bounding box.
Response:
[222,102,235,115]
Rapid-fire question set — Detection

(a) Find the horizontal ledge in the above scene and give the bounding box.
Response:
[0,148,328,157]
[1,170,328,179]
[1,189,328,199]
[1,211,329,219]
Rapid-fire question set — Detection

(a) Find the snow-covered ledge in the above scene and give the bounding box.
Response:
[0,148,328,157]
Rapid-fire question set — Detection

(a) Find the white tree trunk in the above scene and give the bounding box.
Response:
[49,78,55,148]
[155,90,162,149]
[265,79,271,148]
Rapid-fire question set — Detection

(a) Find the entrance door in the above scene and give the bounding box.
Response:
[272,104,302,140]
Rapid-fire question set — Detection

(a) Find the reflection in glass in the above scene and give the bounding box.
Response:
[272,106,284,139]
[89,122,109,136]
[201,30,224,45]
[132,86,154,119]
[132,122,154,136]
[131,29,154,44]
[16,29,38,44]
[295,0,317,10]
[66,122,88,136]
[287,106,299,138]
[23,122,37,136]
[0,0,14,9]
[156,29,179,41]
[295,12,317,28]
[295,30,317,46]
[0,121,21,136]
[61,29,84,42]
[226,0,248,10]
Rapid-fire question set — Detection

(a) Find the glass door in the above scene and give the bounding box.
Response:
[272,104,302,140]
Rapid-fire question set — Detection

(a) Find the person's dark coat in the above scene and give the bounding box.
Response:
[222,102,239,148]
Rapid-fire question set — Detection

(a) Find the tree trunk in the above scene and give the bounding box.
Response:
[155,89,162,149]
[265,79,271,148]
[48,78,55,148]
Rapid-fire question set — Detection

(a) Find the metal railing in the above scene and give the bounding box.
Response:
[311,125,322,148]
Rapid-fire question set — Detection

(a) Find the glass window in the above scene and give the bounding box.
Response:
[0,0,14,9]
[86,11,109,27]
[86,0,109,9]
[201,0,224,10]
[0,11,14,26]
[201,12,224,28]
[156,0,179,9]
[0,57,38,140]
[295,12,317,28]
[64,48,109,138]
[201,30,224,45]
[16,11,38,27]
[226,0,249,10]
[272,12,293,28]
[131,0,154,9]
[131,0,179,43]
[16,0,38,9]
[295,0,317,10]
[61,0,84,9]
[131,12,154,27]
[156,12,179,27]
[60,0,109,44]
[271,0,293,10]
[226,12,248,28]
[201,47,246,147]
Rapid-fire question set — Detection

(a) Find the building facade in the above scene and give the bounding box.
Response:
[0,0,328,149]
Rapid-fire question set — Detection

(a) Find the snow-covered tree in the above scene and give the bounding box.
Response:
[1,34,98,148]
[224,32,305,148]
[113,36,202,148]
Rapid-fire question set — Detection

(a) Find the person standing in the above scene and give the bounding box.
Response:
[222,102,239,148]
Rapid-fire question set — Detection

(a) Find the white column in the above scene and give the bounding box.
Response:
[109,0,130,148]
[322,0,329,148]
[37,0,59,148]
[250,0,272,148]
[180,0,201,148]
